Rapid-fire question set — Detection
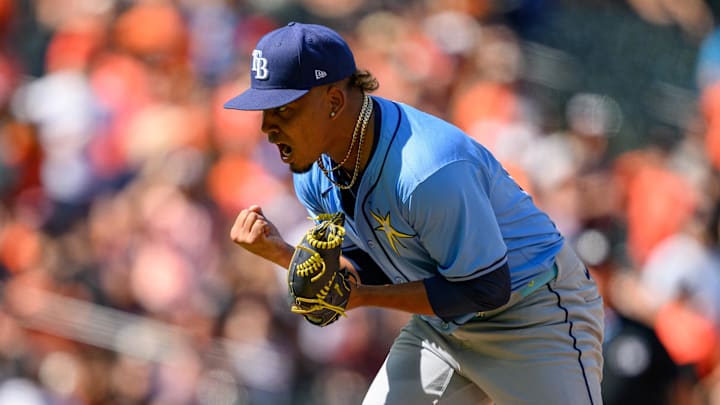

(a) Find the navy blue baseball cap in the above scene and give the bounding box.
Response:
[224,22,357,111]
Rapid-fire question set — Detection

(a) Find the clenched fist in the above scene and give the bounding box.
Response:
[230,205,294,268]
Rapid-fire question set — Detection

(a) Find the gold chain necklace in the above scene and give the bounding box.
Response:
[322,95,370,172]
[317,94,372,190]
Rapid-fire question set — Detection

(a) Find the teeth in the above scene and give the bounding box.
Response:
[280,145,292,158]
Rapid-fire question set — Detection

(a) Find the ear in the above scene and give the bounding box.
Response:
[326,85,346,119]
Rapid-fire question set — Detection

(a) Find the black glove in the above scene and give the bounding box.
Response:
[287,212,355,327]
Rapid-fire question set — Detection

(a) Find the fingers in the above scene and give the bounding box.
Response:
[250,217,270,238]
[229,206,294,267]
[246,205,267,235]
[240,206,267,230]
[231,206,269,243]
[248,204,263,215]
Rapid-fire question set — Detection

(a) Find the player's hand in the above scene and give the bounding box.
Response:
[230,205,293,267]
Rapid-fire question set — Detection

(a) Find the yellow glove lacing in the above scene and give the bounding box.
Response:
[291,272,353,318]
[290,213,348,318]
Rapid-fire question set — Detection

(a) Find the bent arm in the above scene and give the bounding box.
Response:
[342,255,511,319]
[347,278,435,315]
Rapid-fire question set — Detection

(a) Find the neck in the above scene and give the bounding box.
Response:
[318,93,374,190]
[340,95,374,174]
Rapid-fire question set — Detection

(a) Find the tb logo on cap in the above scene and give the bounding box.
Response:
[251,50,269,80]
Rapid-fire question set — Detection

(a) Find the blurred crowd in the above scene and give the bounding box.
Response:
[0,0,719,404]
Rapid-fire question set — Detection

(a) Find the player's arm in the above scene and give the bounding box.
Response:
[347,279,434,314]
[337,248,431,313]
[346,262,510,319]
[422,264,510,320]
[343,246,511,320]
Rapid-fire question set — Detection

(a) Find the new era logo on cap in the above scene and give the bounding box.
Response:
[223,22,357,111]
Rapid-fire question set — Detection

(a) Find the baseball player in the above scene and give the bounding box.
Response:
[226,22,604,404]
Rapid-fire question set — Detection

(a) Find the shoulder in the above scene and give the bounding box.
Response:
[385,101,500,189]
[293,169,328,209]
[368,97,505,207]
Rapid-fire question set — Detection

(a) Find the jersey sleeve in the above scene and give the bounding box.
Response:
[406,160,508,281]
[293,173,326,219]
[293,172,359,250]
[423,262,510,321]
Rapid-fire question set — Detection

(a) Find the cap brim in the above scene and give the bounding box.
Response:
[223,88,309,111]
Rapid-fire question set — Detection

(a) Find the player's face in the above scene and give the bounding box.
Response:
[261,87,334,173]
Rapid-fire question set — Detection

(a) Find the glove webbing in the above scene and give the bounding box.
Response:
[306,215,345,250]
[293,215,346,282]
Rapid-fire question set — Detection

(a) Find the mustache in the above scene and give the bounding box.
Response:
[267,130,283,144]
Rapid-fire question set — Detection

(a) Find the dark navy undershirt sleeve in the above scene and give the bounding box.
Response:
[423,263,511,322]
[342,247,392,285]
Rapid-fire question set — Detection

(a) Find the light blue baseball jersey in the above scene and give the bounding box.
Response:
[293,96,564,333]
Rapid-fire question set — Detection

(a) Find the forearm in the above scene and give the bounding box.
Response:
[347,280,435,315]
[342,256,511,319]
[271,243,296,268]
[341,255,435,316]
[340,257,433,315]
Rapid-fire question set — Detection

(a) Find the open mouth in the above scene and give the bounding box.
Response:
[278,144,293,163]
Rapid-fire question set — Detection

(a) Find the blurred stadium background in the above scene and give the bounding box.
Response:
[0,0,720,404]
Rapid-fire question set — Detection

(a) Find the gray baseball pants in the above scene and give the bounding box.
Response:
[362,243,604,405]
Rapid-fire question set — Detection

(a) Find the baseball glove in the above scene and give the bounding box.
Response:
[287,212,355,327]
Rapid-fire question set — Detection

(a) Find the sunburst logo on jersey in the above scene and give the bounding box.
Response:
[370,210,414,254]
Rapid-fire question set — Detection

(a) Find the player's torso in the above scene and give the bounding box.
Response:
[295,97,563,285]
[310,99,445,282]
